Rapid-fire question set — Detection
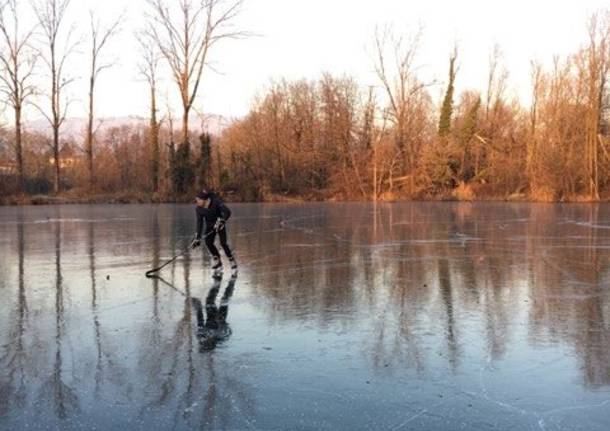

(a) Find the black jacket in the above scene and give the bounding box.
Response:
[196,192,231,238]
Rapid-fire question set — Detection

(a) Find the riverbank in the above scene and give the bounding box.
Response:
[1,189,606,205]
[0,190,316,206]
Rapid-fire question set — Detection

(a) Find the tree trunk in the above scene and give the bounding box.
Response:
[86,74,95,191]
[53,126,60,193]
[15,105,24,190]
[273,109,285,190]
[150,86,159,192]
[409,147,415,196]
[182,108,189,146]
[373,134,378,201]
[276,142,285,190]
[587,73,600,201]
[51,38,60,194]
[168,141,176,194]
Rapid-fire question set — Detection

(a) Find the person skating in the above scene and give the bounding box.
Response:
[191,190,237,274]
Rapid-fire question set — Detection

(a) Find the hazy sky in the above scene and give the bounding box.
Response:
[6,0,610,124]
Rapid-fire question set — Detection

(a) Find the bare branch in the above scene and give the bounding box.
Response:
[146,0,246,144]
[31,0,76,192]
[83,9,123,189]
[0,0,39,183]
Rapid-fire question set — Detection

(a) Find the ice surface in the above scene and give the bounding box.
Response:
[0,202,609,430]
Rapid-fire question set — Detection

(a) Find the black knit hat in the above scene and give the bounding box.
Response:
[196,190,209,200]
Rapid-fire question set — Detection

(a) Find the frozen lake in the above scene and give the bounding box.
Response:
[1,202,609,430]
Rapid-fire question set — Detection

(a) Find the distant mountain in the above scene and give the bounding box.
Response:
[24,114,232,139]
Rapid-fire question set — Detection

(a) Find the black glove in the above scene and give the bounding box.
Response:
[191,236,201,248]
[215,219,226,232]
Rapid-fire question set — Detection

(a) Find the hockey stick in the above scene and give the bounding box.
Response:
[145,248,190,277]
[145,228,219,277]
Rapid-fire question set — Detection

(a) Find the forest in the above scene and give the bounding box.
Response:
[0,0,609,203]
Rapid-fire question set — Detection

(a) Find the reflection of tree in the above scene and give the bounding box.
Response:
[482,255,510,360]
[438,258,459,368]
[528,204,610,388]
[89,220,103,393]
[39,220,79,419]
[180,249,195,427]
[369,297,425,372]
[3,202,610,428]
[145,270,193,424]
[0,208,28,415]
[86,216,126,395]
[237,202,610,388]
[140,209,164,387]
[579,206,610,387]
[249,205,364,326]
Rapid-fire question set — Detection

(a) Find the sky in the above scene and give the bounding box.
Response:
[4,0,610,124]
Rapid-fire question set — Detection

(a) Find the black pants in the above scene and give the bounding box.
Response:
[205,226,233,259]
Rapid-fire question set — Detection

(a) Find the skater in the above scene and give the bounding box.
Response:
[191,189,237,274]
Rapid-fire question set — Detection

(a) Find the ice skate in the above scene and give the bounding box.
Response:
[229,256,238,275]
[211,255,223,276]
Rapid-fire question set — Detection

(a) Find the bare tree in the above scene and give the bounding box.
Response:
[320,74,367,197]
[484,44,508,119]
[583,13,610,200]
[527,60,543,185]
[475,44,508,178]
[136,29,161,193]
[32,0,77,193]
[0,0,37,189]
[146,0,245,147]
[372,25,430,194]
[372,105,389,202]
[85,11,122,191]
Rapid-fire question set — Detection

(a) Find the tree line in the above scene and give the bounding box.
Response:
[0,0,244,201]
[1,2,609,203]
[219,15,610,202]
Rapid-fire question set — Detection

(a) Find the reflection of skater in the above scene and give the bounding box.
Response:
[191,273,238,351]
[191,190,237,274]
